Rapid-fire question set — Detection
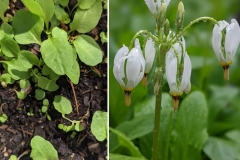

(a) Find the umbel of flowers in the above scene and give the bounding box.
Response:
[113,0,240,111]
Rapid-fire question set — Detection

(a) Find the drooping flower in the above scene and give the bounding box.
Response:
[113,39,145,106]
[142,38,156,87]
[212,19,240,80]
[165,37,191,110]
[144,0,170,18]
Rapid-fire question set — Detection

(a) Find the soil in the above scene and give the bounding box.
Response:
[0,0,107,160]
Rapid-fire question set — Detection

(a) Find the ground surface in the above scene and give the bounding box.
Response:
[0,0,107,160]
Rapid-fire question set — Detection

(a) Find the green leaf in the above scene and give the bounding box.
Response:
[53,95,72,115]
[75,121,83,131]
[19,79,30,89]
[171,91,208,160]
[58,0,69,7]
[100,31,107,43]
[110,127,145,158]
[116,113,154,140]
[35,0,55,28]
[49,14,60,30]
[41,27,75,75]
[3,59,31,80]
[1,35,20,57]
[22,0,45,20]
[37,76,59,91]
[43,99,49,106]
[35,89,45,100]
[12,10,44,44]
[70,0,102,33]
[73,35,102,66]
[0,73,15,84]
[66,60,80,84]
[78,0,96,9]
[203,137,237,160]
[0,0,8,21]
[30,136,58,160]
[18,50,39,66]
[42,65,60,81]
[9,155,17,160]
[16,91,27,99]
[91,111,107,141]
[1,22,14,38]
[54,5,70,23]
[109,153,147,160]
[41,106,48,113]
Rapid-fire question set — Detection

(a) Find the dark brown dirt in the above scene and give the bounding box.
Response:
[0,0,107,160]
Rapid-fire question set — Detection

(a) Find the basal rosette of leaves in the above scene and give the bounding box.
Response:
[0,0,107,158]
[0,0,103,94]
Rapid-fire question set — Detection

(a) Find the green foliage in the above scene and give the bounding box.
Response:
[30,135,58,160]
[35,89,46,100]
[21,0,45,20]
[73,35,102,66]
[53,95,72,115]
[0,0,9,22]
[12,10,44,44]
[78,0,96,9]
[100,31,108,43]
[91,111,107,141]
[37,76,59,91]
[41,27,74,75]
[54,5,70,23]
[0,113,8,123]
[70,0,102,33]
[9,155,17,160]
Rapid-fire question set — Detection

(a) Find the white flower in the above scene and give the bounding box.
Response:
[142,38,156,87]
[212,19,240,80]
[165,37,191,97]
[212,19,240,66]
[144,38,156,73]
[144,0,170,18]
[113,39,145,106]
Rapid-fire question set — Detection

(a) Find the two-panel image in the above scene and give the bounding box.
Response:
[0,0,240,160]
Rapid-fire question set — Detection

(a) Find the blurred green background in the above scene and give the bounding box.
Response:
[109,0,240,159]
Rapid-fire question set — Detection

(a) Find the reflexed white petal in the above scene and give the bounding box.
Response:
[184,81,191,94]
[212,20,228,62]
[144,0,158,17]
[225,19,240,60]
[134,38,141,50]
[114,46,129,65]
[166,57,177,89]
[180,53,191,91]
[113,63,125,86]
[126,48,144,88]
[145,38,156,73]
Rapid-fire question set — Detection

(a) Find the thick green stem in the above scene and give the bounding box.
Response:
[152,45,169,160]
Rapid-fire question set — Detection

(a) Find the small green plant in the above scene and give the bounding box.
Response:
[100,31,108,44]
[30,135,58,160]
[0,103,8,123]
[38,99,51,120]
[53,95,83,132]
[91,110,107,141]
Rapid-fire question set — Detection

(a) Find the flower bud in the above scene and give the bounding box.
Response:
[175,1,185,31]
[142,38,156,87]
[164,19,170,36]
[157,3,167,29]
